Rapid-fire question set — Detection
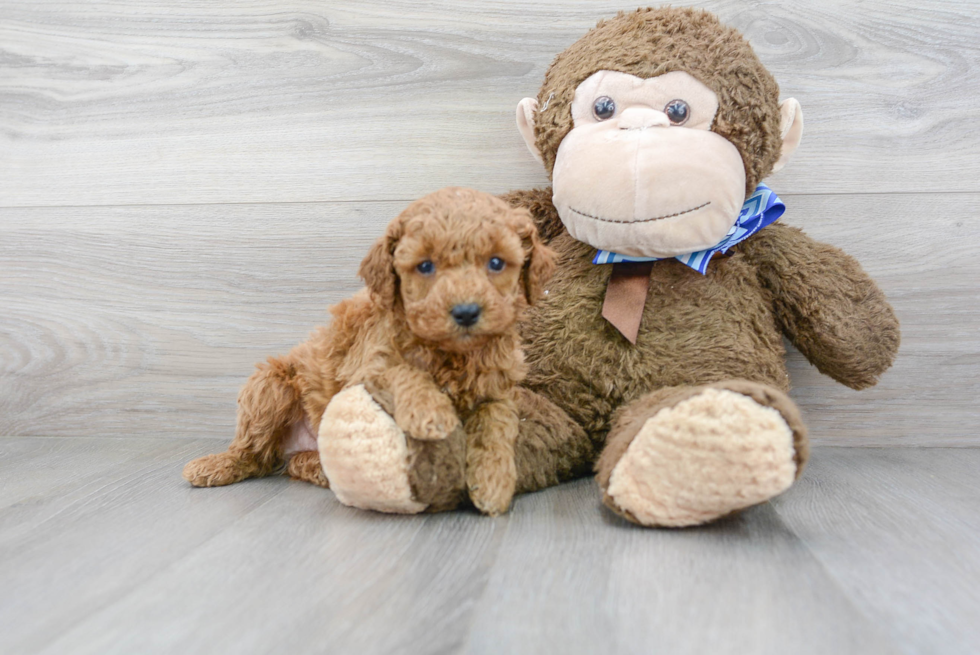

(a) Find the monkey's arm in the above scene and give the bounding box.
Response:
[499,187,566,244]
[738,222,900,390]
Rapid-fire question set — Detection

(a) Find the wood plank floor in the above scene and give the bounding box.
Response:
[1,438,977,655]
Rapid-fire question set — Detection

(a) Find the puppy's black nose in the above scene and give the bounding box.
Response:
[451,303,481,327]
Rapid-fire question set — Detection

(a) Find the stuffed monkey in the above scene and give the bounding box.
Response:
[191,7,900,528]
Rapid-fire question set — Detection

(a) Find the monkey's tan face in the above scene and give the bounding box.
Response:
[534,71,747,258]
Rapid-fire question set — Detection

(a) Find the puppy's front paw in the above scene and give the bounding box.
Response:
[397,395,460,441]
[467,457,517,517]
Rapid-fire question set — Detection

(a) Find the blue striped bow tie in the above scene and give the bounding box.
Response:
[592,184,785,274]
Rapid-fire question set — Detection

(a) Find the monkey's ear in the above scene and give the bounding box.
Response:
[516,98,544,164]
[358,221,403,307]
[512,210,556,305]
[772,98,804,173]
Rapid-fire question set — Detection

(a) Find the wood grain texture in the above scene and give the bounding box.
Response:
[772,448,980,655]
[1,0,979,206]
[0,437,288,655]
[0,202,394,440]
[465,480,897,655]
[2,193,976,444]
[2,439,979,655]
[40,486,505,655]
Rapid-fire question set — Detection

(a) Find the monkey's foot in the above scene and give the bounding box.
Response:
[319,384,468,514]
[318,385,428,514]
[600,387,799,527]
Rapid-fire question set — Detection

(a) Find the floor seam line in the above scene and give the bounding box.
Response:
[1,189,978,211]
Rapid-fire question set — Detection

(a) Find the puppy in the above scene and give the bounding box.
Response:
[183,187,555,515]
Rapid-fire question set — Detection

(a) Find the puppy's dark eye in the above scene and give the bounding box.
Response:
[488,257,506,272]
[593,96,616,120]
[664,99,690,125]
[416,260,435,275]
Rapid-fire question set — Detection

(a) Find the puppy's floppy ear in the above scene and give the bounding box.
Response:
[511,208,556,305]
[359,217,404,306]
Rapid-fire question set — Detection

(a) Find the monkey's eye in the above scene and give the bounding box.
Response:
[488,257,506,272]
[416,260,435,275]
[664,99,690,125]
[593,96,616,120]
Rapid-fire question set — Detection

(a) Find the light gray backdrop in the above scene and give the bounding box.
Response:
[2,0,978,445]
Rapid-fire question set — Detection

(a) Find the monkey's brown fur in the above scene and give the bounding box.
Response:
[405,8,899,520]
[183,187,555,516]
[497,8,898,514]
[187,8,900,527]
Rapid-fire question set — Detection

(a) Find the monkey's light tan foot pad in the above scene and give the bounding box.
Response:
[605,388,796,527]
[319,384,427,514]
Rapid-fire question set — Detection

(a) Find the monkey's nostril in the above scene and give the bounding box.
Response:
[451,303,481,327]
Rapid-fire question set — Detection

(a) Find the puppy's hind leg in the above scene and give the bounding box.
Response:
[287,451,330,488]
[184,356,304,487]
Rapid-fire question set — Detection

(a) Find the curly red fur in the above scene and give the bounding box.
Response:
[183,188,555,514]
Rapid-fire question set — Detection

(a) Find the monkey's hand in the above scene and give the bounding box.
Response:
[739,222,900,389]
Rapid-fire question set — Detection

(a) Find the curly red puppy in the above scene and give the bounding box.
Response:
[183,187,555,515]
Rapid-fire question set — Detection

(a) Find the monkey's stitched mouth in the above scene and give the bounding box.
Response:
[570,201,711,224]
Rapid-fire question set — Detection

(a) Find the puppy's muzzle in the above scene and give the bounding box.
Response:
[451,303,481,327]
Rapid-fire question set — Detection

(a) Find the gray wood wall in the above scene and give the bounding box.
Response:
[2,0,978,445]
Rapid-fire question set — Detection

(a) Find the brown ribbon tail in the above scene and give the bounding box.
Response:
[601,261,654,344]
